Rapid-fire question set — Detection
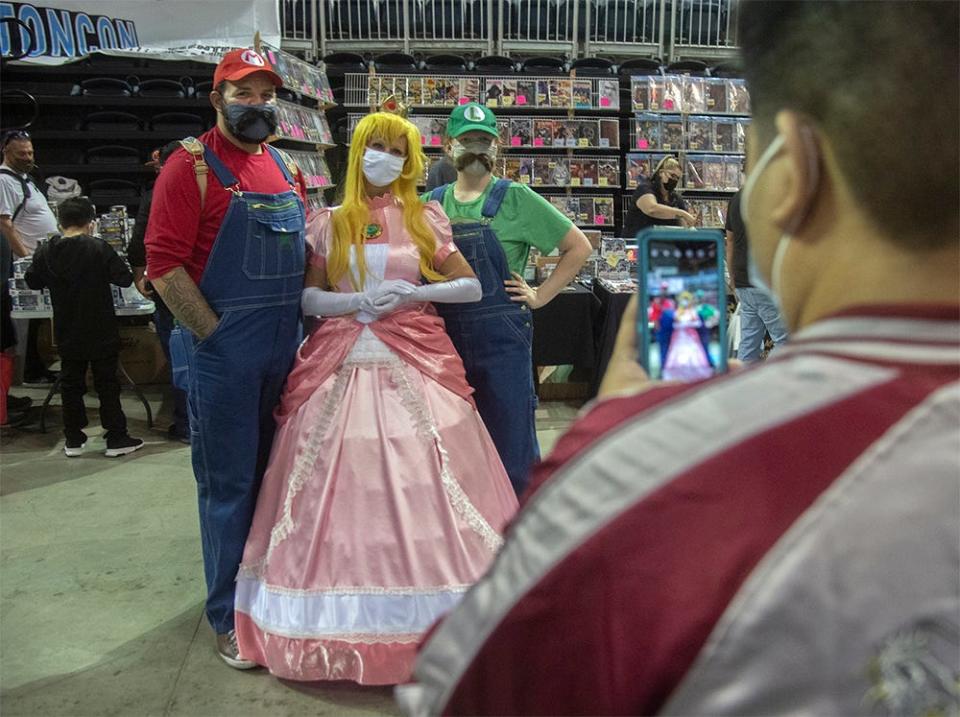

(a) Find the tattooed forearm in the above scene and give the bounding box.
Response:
[152,267,219,339]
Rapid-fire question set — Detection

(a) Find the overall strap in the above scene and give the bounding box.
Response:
[480,178,512,219]
[265,145,299,187]
[429,184,448,203]
[201,145,240,192]
[178,137,210,212]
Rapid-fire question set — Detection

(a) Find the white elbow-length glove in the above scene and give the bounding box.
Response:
[302,287,382,320]
[370,277,482,314]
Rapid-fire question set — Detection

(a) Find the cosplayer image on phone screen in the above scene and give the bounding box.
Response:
[645,241,722,381]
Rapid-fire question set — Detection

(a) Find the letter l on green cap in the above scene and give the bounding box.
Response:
[446,102,499,139]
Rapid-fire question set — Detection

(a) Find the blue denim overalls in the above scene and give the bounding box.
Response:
[169,144,304,634]
[431,179,538,495]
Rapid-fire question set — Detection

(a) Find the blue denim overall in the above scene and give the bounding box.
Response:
[169,144,304,633]
[431,179,538,495]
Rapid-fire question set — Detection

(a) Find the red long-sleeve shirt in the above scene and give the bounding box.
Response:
[146,126,306,284]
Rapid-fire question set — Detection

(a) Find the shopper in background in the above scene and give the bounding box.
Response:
[725,189,788,361]
[0,130,59,385]
[24,198,143,458]
[235,109,517,686]
[426,102,593,496]
[622,155,696,238]
[145,48,307,669]
[127,141,189,443]
[425,152,456,191]
[0,229,31,427]
[400,1,959,714]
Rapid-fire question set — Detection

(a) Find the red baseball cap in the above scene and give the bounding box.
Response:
[213,48,283,88]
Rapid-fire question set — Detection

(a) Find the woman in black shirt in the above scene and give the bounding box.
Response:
[623,156,696,238]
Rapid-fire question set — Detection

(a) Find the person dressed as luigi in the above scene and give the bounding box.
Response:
[425,103,593,496]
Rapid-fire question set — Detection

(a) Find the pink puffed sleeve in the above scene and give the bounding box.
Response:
[423,200,458,269]
[305,208,334,269]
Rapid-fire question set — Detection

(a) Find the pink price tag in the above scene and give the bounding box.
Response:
[638,139,649,149]
[430,135,442,146]
[664,99,675,109]
[421,136,427,145]
[516,95,527,105]
[510,136,522,147]
[599,96,611,107]
[458,97,469,105]
[596,216,606,224]
[533,137,544,147]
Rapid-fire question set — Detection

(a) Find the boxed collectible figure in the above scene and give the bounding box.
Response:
[703,155,726,189]
[686,116,712,151]
[705,78,727,113]
[533,157,552,185]
[682,76,707,114]
[569,159,583,186]
[663,75,683,112]
[581,159,599,187]
[599,118,619,148]
[577,120,599,147]
[632,77,649,111]
[534,119,555,146]
[504,157,522,182]
[594,196,614,226]
[517,80,536,107]
[501,79,518,106]
[635,112,662,150]
[735,118,750,153]
[518,157,533,184]
[573,80,593,108]
[727,79,751,113]
[462,77,480,102]
[685,156,706,188]
[661,115,684,151]
[407,77,424,105]
[536,80,550,106]
[551,160,571,186]
[550,79,573,108]
[724,156,743,190]
[598,79,620,109]
[647,76,665,110]
[598,159,619,187]
[713,118,737,152]
[510,118,533,146]
[485,79,504,106]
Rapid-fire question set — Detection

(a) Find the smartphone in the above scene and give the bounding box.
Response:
[637,228,727,381]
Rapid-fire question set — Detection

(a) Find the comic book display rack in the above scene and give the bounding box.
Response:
[624,74,751,230]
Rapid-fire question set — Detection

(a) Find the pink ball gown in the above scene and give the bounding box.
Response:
[234,196,519,685]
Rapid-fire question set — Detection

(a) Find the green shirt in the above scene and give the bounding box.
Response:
[422,180,573,275]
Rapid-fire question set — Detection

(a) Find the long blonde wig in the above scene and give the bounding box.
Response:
[328,112,446,289]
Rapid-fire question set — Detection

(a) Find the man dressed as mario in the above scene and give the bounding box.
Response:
[146,48,307,668]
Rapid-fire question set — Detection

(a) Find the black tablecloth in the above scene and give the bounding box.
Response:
[589,280,634,397]
[532,283,599,368]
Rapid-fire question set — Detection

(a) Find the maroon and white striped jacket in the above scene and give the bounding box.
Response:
[400,305,960,716]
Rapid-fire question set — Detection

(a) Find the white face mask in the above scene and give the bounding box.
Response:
[362,148,405,187]
[741,134,791,301]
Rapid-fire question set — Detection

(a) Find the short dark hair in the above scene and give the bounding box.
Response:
[739,1,958,249]
[57,197,96,229]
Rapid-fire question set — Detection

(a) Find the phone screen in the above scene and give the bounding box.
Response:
[639,233,726,381]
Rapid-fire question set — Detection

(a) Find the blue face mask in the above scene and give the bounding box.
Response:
[222,102,278,144]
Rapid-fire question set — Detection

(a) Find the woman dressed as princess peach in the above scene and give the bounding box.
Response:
[234,110,518,685]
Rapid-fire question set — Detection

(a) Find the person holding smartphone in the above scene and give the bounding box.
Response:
[400,2,959,714]
[623,155,697,238]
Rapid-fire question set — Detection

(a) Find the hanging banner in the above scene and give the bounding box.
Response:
[0,0,280,64]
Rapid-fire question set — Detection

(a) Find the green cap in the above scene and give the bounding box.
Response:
[446,102,498,139]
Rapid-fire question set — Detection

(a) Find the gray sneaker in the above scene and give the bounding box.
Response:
[216,629,258,670]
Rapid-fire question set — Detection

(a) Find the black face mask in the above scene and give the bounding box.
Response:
[221,102,278,144]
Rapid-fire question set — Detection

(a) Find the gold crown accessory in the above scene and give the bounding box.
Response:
[379,95,409,118]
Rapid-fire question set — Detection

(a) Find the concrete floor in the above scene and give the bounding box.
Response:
[0,385,580,717]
